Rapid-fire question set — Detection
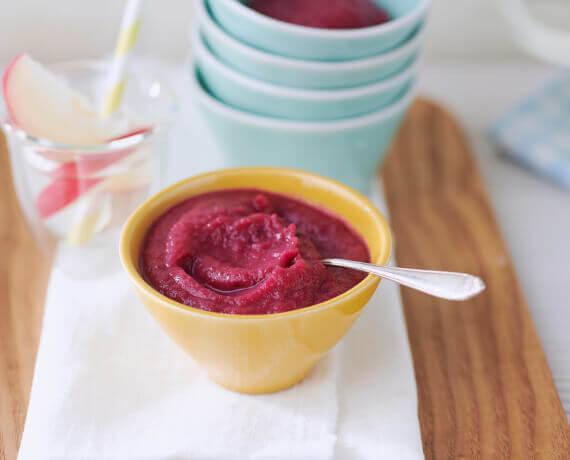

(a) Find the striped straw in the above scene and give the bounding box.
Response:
[101,0,144,117]
[66,0,144,246]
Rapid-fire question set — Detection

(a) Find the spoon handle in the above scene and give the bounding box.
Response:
[322,259,485,301]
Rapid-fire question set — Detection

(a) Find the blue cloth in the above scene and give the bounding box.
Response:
[489,74,570,190]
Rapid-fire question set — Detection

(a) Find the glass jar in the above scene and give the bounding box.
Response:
[2,59,176,277]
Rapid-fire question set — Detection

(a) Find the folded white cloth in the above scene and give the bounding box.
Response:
[19,249,422,460]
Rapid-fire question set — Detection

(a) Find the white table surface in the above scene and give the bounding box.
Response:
[418,62,570,417]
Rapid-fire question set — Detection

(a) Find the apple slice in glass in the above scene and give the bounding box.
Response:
[3,54,118,144]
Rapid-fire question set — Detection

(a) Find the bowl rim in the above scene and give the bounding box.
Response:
[197,0,424,71]
[212,0,431,40]
[195,33,420,100]
[120,167,392,322]
[192,65,418,131]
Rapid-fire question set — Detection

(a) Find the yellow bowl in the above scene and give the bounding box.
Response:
[120,167,392,393]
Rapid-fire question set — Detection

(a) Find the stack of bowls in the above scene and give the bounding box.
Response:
[192,0,430,193]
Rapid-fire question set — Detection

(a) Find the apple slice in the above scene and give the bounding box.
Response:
[37,176,102,219]
[110,126,152,141]
[48,126,153,179]
[3,54,116,144]
[37,142,151,219]
[49,148,135,179]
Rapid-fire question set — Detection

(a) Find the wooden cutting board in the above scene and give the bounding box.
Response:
[0,134,52,460]
[380,99,570,459]
[0,98,568,459]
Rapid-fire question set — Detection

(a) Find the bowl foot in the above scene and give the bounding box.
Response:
[208,364,317,394]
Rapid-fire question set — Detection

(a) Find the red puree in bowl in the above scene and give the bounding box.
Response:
[247,0,390,29]
[141,189,369,315]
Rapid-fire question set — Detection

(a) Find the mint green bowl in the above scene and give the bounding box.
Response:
[207,0,430,61]
[192,67,416,193]
[195,35,418,121]
[197,0,423,89]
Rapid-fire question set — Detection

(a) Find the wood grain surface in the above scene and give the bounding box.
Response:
[0,99,568,459]
[0,132,52,460]
[380,99,570,459]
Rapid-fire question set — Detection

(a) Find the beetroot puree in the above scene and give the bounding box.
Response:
[247,0,390,29]
[141,189,369,315]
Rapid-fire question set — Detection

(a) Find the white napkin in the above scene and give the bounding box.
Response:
[18,190,422,460]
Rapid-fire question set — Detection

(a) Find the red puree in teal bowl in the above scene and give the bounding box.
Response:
[247,0,390,29]
[141,189,369,315]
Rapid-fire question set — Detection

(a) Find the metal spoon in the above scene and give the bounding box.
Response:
[322,258,485,301]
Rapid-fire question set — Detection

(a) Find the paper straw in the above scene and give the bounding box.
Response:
[101,0,144,117]
[66,0,144,245]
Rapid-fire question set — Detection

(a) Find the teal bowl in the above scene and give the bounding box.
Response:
[195,36,418,121]
[197,0,423,89]
[207,0,430,61]
[192,67,416,193]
